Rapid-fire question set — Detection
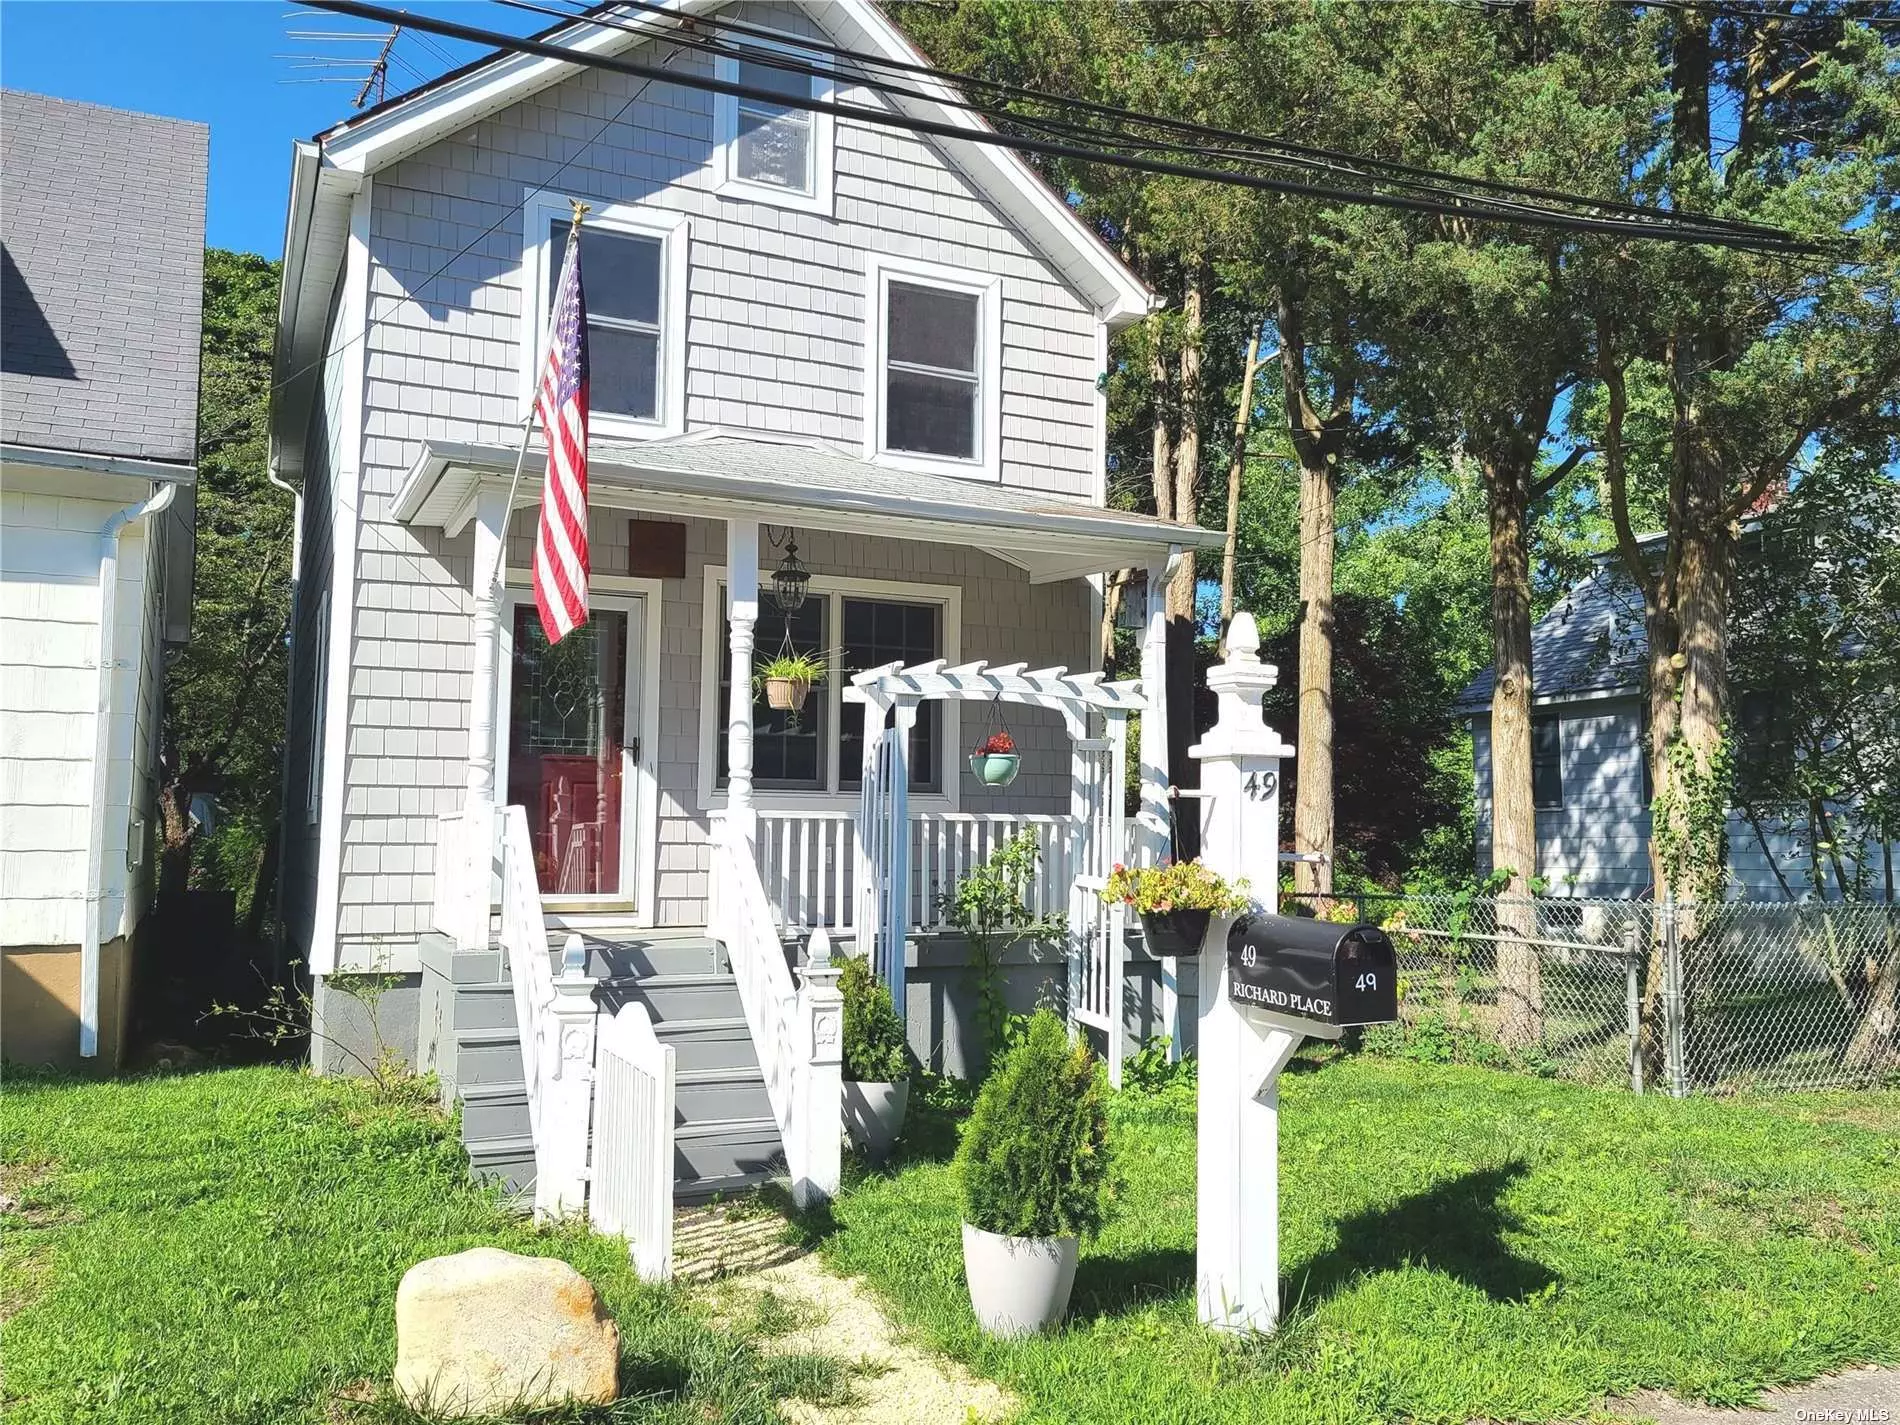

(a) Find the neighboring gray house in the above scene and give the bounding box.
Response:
[271,0,1214,1189]
[1458,545,1897,901]
[1,90,205,1067]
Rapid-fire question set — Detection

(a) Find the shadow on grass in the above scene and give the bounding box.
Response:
[1286,1161,1555,1308]
[1070,1247,1196,1322]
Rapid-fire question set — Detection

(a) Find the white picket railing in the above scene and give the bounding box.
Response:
[432,804,495,950]
[708,822,842,1208]
[749,808,1078,933]
[499,806,555,1145]
[590,1001,675,1282]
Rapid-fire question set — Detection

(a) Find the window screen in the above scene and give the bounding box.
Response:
[549,219,661,421]
[1531,716,1564,810]
[884,282,978,459]
[733,58,814,191]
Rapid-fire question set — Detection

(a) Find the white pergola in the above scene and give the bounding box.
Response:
[847,657,1160,1082]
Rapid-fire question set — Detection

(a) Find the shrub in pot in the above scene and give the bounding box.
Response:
[839,953,911,1161]
[1101,859,1250,958]
[955,1010,1110,1338]
[756,650,824,712]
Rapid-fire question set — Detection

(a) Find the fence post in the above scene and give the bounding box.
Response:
[793,927,844,1209]
[535,933,598,1220]
[1661,896,1689,1098]
[1622,922,1643,1095]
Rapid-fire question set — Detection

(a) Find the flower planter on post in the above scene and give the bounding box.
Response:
[1138,908,1212,959]
[1102,861,1250,960]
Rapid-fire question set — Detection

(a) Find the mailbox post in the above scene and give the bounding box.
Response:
[1190,614,1297,1334]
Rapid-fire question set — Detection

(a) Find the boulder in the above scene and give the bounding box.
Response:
[394,1247,618,1415]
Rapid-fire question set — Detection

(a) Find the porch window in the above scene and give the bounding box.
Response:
[716,595,828,791]
[839,597,941,794]
[1532,715,1564,810]
[548,219,660,422]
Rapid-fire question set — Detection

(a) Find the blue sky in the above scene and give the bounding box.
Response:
[1,2,542,257]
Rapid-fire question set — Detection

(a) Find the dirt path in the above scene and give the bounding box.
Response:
[1601,1365,1900,1425]
[677,1205,1017,1425]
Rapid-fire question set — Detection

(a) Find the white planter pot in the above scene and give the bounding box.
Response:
[842,1078,909,1161]
[960,1222,1079,1339]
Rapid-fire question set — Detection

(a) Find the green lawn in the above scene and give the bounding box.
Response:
[0,1067,841,1425]
[820,1055,1900,1425]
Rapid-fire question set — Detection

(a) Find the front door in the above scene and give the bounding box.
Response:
[503,594,644,907]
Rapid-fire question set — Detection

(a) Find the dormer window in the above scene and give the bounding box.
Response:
[714,44,834,213]
[864,255,1002,480]
[519,191,687,439]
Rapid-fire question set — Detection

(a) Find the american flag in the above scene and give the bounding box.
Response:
[533,223,590,644]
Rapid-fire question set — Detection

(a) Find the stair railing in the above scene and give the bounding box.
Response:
[590,1000,675,1281]
[709,820,842,1207]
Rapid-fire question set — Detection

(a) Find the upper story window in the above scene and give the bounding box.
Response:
[1532,715,1564,810]
[714,44,834,213]
[520,191,687,439]
[865,255,1002,481]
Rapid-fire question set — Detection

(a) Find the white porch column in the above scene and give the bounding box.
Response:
[726,518,760,849]
[1136,552,1176,865]
[458,486,510,950]
[1192,612,1297,1334]
[882,700,915,1008]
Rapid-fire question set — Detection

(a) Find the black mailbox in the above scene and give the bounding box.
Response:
[1226,913,1399,1038]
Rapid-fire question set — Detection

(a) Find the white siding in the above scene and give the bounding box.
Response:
[0,490,162,946]
[307,1,1110,971]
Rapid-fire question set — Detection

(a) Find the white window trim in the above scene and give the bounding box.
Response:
[696,564,963,811]
[712,39,835,215]
[517,189,688,441]
[863,253,1003,483]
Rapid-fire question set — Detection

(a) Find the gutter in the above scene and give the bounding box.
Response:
[0,442,196,485]
[80,481,179,1059]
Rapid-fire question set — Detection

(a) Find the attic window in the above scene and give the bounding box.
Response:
[714,44,833,213]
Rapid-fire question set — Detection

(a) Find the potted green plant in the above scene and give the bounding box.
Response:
[955,1010,1110,1338]
[756,650,824,712]
[1101,859,1250,958]
[969,729,1020,787]
[839,952,911,1161]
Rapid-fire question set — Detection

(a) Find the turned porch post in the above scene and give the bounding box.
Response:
[726,518,760,849]
[457,485,511,949]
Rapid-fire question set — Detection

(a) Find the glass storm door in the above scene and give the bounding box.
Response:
[505,601,640,902]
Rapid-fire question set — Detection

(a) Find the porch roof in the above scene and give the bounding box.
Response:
[395,433,1223,583]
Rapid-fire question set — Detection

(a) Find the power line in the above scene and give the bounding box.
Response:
[307,0,1827,255]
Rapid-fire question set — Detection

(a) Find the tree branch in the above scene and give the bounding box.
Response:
[1530,444,1591,502]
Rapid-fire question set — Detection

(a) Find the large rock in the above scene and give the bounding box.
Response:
[394,1247,619,1415]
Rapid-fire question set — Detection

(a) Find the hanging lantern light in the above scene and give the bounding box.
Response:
[770,534,811,613]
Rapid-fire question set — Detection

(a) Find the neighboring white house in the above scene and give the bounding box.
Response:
[1459,544,1897,901]
[1,90,205,1067]
[270,0,1218,1092]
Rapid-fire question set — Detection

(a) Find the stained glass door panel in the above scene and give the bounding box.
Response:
[507,607,630,897]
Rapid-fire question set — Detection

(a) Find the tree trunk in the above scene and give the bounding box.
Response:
[1167,277,1206,858]
[1292,453,1336,898]
[1845,928,1900,1073]
[1219,328,1263,625]
[1100,571,1127,675]
[1486,450,1544,1048]
[158,781,194,900]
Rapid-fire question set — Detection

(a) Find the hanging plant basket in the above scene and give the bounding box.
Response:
[764,675,811,712]
[970,726,1020,787]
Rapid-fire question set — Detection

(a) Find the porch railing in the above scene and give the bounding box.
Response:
[747,808,1078,933]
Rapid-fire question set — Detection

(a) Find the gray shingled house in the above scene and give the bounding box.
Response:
[272,0,1215,1195]
[1,90,205,1068]
[1457,541,1898,901]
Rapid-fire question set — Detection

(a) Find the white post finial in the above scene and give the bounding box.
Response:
[1226,610,1261,662]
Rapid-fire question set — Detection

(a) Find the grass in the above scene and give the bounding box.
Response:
[0,1066,844,1425]
[819,1054,1900,1425]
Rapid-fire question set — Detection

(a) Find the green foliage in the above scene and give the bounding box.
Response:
[753,649,826,687]
[163,250,292,922]
[826,1055,1900,1422]
[937,830,1064,1066]
[206,959,416,1097]
[954,1011,1112,1241]
[1119,1036,1197,1101]
[838,953,910,1084]
[1360,1013,1558,1077]
[0,1067,849,1424]
[1651,731,1736,908]
[1100,859,1248,915]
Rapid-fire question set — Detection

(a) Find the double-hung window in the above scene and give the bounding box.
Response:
[866,256,1002,479]
[521,193,686,438]
[1531,715,1565,810]
[714,44,833,211]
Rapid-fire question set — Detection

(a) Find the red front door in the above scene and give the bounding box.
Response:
[507,606,629,897]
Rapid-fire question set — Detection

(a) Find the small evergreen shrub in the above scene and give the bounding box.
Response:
[839,954,910,1083]
[955,1010,1112,1240]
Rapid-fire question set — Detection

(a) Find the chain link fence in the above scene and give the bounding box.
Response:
[1283,893,1900,1095]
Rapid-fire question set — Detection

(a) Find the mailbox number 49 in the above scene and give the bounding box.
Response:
[1355,972,1379,992]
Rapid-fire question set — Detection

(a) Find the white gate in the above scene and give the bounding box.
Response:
[1068,730,1127,1084]
[590,1001,675,1282]
[855,725,907,995]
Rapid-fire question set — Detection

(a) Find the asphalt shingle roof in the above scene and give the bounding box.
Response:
[1455,556,1650,714]
[1,89,207,464]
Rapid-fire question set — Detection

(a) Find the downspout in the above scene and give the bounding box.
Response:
[266,455,302,979]
[81,480,179,1058]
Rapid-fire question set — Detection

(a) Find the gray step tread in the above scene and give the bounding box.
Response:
[466,1132,536,1155]
[607,972,737,989]
[674,1115,780,1142]
[655,1015,748,1034]
[455,1026,523,1047]
[676,1065,764,1086]
[458,1081,527,1102]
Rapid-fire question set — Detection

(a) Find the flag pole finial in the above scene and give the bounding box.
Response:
[568,198,591,226]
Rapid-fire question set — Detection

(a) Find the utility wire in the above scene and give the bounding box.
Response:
[308,0,1826,254]
[491,0,1811,248]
